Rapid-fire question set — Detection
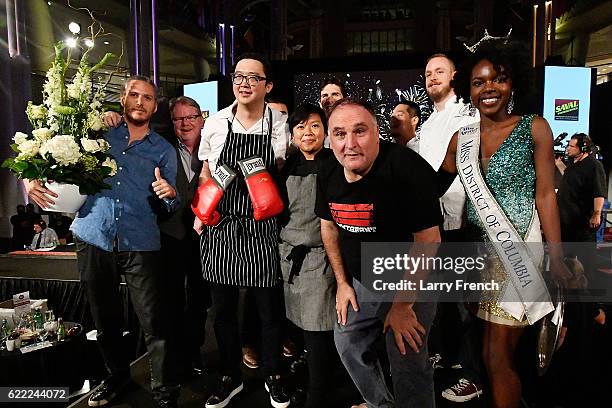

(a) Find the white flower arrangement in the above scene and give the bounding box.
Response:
[3,35,118,195]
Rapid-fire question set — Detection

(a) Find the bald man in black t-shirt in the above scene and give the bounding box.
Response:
[316,99,441,408]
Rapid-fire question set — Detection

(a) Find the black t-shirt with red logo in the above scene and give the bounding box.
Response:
[315,141,442,281]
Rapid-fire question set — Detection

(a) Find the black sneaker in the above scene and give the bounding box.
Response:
[265,376,290,408]
[290,387,307,406]
[88,376,130,407]
[205,376,243,408]
[155,399,178,408]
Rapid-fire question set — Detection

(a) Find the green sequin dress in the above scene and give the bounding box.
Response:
[466,114,540,326]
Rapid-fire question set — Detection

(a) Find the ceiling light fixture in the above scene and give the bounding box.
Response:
[68,22,81,35]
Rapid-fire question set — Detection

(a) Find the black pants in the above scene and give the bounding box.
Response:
[429,228,479,372]
[160,232,210,378]
[242,286,295,350]
[76,240,177,396]
[210,283,283,379]
[241,288,261,349]
[303,330,337,408]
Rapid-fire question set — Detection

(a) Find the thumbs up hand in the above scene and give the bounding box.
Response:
[152,166,176,199]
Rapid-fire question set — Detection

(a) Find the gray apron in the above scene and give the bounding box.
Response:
[280,163,336,331]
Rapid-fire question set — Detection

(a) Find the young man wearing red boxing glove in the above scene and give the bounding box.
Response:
[193,53,290,408]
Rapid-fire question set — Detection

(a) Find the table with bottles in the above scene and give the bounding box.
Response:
[0,307,86,389]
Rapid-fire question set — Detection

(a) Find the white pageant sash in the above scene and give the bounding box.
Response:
[456,123,553,325]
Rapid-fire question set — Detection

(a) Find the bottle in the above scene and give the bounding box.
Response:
[33,307,44,331]
[17,313,28,330]
[1,319,10,340]
[57,318,66,342]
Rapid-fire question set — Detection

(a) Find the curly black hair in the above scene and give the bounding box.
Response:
[454,40,533,114]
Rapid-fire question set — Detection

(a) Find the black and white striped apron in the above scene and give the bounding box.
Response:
[201,110,281,287]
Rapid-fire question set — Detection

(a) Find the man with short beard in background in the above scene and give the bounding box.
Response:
[419,54,483,404]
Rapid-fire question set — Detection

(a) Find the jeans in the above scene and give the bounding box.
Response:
[76,239,178,399]
[334,279,437,408]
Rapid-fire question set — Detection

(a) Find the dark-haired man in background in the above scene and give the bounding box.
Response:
[557,133,607,243]
[319,77,346,117]
[390,100,421,152]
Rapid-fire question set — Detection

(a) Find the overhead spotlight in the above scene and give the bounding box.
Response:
[68,22,81,35]
[66,37,78,48]
[84,38,94,48]
[47,1,52,5]
[103,40,110,45]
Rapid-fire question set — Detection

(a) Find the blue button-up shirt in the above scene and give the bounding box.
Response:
[71,124,179,252]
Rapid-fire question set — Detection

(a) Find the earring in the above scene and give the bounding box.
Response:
[507,91,515,114]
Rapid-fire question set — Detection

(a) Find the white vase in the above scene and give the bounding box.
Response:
[44,182,87,213]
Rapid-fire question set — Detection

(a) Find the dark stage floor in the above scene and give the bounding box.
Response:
[68,329,488,408]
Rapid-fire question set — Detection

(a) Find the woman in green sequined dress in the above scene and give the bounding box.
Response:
[440,40,572,407]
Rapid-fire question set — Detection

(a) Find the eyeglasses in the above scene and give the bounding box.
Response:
[172,114,201,123]
[230,73,266,86]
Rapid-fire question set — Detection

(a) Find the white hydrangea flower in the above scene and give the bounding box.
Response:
[81,138,101,153]
[13,132,29,145]
[87,111,104,131]
[66,83,80,100]
[40,135,81,166]
[96,138,110,152]
[102,157,117,176]
[31,127,54,142]
[16,140,41,159]
[29,104,47,120]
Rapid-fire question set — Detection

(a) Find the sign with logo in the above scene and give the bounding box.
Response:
[554,99,579,121]
[543,66,592,153]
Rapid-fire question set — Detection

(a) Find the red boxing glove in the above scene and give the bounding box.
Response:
[191,164,236,226]
[238,156,284,221]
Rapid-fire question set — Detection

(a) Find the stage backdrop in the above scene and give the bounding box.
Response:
[293,69,432,140]
[184,80,219,120]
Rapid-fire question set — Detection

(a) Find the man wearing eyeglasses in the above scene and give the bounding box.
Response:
[195,53,291,408]
[158,96,211,381]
